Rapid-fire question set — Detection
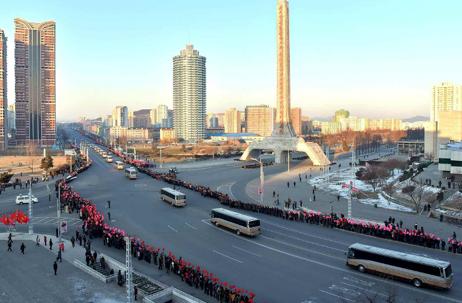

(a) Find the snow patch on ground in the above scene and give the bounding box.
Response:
[360,193,413,212]
[386,169,403,184]
[308,167,413,212]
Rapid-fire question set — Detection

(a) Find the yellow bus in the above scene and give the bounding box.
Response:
[160,188,186,207]
[346,243,453,289]
[211,208,261,237]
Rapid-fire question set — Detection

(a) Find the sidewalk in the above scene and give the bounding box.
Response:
[0,232,85,266]
[0,232,125,303]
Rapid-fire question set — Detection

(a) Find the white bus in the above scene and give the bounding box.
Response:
[115,161,124,170]
[346,243,453,289]
[160,188,186,207]
[210,208,261,236]
[125,167,137,180]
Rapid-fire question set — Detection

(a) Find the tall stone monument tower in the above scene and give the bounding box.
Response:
[241,0,330,165]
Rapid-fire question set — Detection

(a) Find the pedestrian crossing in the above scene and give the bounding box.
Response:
[30,216,82,226]
[316,276,395,303]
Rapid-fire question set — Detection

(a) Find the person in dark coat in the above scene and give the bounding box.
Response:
[49,238,53,250]
[20,242,25,254]
[53,261,58,275]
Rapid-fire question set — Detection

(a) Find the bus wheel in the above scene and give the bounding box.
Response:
[236,230,240,235]
[358,265,366,273]
[412,279,422,288]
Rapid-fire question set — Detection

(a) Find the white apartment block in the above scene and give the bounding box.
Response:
[173,45,206,142]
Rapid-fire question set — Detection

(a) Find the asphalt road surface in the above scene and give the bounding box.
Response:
[60,131,462,303]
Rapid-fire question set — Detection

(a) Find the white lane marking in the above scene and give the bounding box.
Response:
[185,222,198,230]
[319,290,354,302]
[232,245,262,258]
[262,220,351,246]
[42,218,58,224]
[328,284,361,297]
[340,282,387,297]
[212,250,243,264]
[200,219,462,303]
[343,276,375,287]
[261,235,344,261]
[265,228,346,252]
[167,225,178,233]
[34,217,50,223]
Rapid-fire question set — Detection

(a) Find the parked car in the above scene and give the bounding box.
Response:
[15,194,39,205]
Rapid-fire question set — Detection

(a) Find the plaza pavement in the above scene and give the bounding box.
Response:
[0,233,125,303]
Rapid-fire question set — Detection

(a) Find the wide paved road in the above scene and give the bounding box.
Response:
[67,133,462,303]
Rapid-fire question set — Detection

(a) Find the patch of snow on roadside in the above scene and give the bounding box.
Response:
[360,194,413,212]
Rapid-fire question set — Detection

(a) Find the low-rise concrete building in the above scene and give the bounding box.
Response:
[439,142,462,179]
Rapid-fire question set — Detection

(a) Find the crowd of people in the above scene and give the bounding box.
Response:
[108,148,462,255]
[62,137,462,303]
[59,153,256,303]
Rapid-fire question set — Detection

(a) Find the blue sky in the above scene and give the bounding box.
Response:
[2,0,462,121]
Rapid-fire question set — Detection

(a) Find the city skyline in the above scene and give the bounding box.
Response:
[1,0,462,121]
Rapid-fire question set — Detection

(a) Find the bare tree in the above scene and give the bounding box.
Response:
[357,165,390,192]
[402,185,425,212]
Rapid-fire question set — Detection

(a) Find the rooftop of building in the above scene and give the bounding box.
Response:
[444,141,462,151]
[211,133,259,137]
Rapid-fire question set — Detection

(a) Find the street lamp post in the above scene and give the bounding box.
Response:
[158,146,166,169]
[28,180,33,234]
[287,151,290,172]
[125,236,134,303]
[251,157,264,204]
[57,185,62,244]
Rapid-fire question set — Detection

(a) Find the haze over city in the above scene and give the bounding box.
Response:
[2,0,461,121]
[2,1,462,303]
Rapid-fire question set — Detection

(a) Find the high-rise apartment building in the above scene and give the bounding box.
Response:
[133,109,151,128]
[0,29,7,151]
[224,108,241,133]
[157,104,168,127]
[128,111,134,128]
[7,104,15,134]
[167,109,174,128]
[173,44,206,142]
[431,82,462,122]
[245,105,275,137]
[438,111,462,143]
[150,108,157,127]
[112,106,128,127]
[15,19,56,147]
[290,107,301,135]
[209,116,219,128]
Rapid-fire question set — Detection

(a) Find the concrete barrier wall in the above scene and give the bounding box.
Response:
[144,287,206,303]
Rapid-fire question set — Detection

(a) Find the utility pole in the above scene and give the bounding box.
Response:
[125,236,134,303]
[348,181,352,219]
[57,185,62,244]
[252,157,264,204]
[28,180,33,234]
[287,151,290,172]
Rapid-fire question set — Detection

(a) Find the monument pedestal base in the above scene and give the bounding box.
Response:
[240,136,330,166]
